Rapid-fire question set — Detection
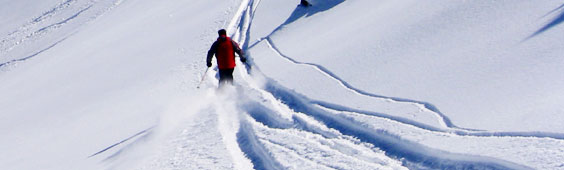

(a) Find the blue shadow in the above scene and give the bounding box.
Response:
[527,3,564,39]
[282,0,345,26]
[247,0,345,49]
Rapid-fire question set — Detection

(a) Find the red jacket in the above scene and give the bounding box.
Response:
[207,35,244,69]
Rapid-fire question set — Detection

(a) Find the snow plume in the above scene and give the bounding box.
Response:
[156,89,216,137]
[97,85,262,170]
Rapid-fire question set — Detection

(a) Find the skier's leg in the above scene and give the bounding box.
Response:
[218,69,227,88]
[218,69,234,88]
[225,69,234,85]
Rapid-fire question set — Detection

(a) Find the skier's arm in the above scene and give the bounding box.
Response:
[232,40,246,62]
[207,42,218,67]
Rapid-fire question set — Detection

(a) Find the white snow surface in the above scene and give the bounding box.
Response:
[1,0,564,169]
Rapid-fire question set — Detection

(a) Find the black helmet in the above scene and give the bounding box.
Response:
[218,29,227,36]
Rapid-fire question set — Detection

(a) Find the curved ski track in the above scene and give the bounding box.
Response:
[263,38,564,140]
[0,0,125,69]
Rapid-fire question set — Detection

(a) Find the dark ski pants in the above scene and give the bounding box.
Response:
[218,68,234,87]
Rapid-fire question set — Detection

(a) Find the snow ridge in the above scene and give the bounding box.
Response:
[227,83,406,169]
[237,119,285,170]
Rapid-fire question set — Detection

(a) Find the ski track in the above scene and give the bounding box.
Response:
[253,126,384,170]
[233,83,407,169]
[1,0,77,45]
[237,119,285,170]
[239,83,560,169]
[263,37,462,131]
[261,29,564,141]
[314,101,564,140]
[259,139,336,170]
[0,36,69,68]
[35,4,94,34]
[225,70,540,169]
[0,0,125,69]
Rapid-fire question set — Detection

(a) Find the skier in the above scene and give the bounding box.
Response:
[207,29,247,87]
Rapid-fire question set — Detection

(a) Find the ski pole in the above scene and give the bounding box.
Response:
[196,67,209,89]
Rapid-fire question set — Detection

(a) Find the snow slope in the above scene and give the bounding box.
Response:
[1,0,242,169]
[248,0,564,133]
[2,0,564,169]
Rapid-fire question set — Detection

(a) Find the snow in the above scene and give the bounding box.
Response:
[1,0,564,169]
[249,0,564,133]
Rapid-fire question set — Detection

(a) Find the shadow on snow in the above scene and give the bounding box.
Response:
[526,3,564,40]
[247,0,345,49]
[89,126,154,159]
[282,0,345,26]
